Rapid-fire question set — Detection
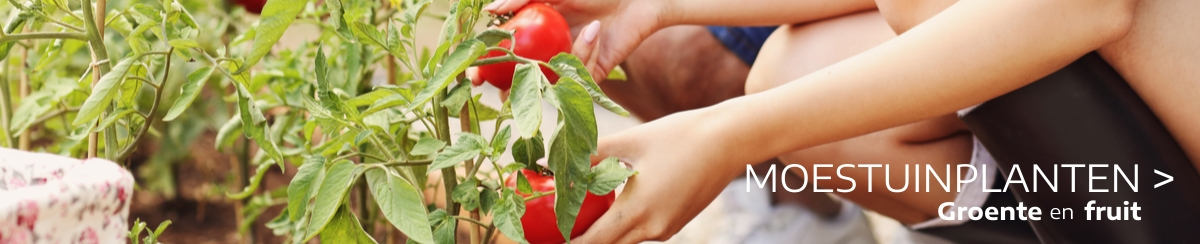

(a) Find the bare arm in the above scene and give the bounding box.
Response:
[577,0,1136,243]
[658,0,876,26]
[706,0,1135,166]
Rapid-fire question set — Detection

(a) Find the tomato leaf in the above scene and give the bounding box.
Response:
[409,39,485,110]
[548,54,630,117]
[214,116,242,150]
[74,56,136,126]
[493,189,529,244]
[236,0,306,74]
[443,83,473,111]
[474,29,513,47]
[511,132,544,166]
[365,168,434,244]
[546,77,598,242]
[509,63,545,139]
[288,155,326,221]
[451,179,481,211]
[606,66,628,81]
[516,172,532,195]
[348,89,396,107]
[362,94,410,117]
[234,82,285,170]
[490,125,512,161]
[318,205,378,243]
[315,46,362,122]
[587,157,634,195]
[429,133,487,171]
[410,137,446,156]
[303,160,365,242]
[163,66,213,121]
[479,189,499,214]
[427,209,457,244]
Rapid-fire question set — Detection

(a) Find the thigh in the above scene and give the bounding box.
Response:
[600,25,751,121]
[1099,0,1200,169]
[748,10,972,224]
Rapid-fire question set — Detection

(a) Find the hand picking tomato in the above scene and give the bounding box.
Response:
[477,4,572,90]
[505,169,614,244]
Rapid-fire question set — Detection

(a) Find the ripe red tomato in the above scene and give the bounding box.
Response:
[505,169,614,244]
[477,4,572,90]
[231,0,267,14]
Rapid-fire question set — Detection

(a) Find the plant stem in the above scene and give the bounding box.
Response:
[0,63,12,148]
[28,107,80,127]
[17,43,29,150]
[0,32,88,43]
[81,0,111,158]
[451,216,489,228]
[378,159,432,167]
[433,90,459,215]
[459,96,482,244]
[115,48,174,161]
[524,190,555,202]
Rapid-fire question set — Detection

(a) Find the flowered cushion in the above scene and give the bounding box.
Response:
[0,148,133,243]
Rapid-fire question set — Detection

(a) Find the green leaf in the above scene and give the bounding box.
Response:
[303,160,364,242]
[442,83,471,111]
[509,63,545,139]
[74,57,137,126]
[365,168,434,244]
[167,39,200,49]
[350,21,401,57]
[427,209,457,244]
[606,66,628,81]
[451,179,480,211]
[548,54,630,117]
[493,189,528,244]
[547,78,599,242]
[490,125,511,161]
[315,47,361,122]
[429,133,487,171]
[587,157,634,195]
[152,220,172,238]
[94,108,138,133]
[237,0,307,74]
[410,137,446,156]
[408,40,486,109]
[163,66,213,121]
[516,172,532,194]
[215,116,242,150]
[362,94,409,116]
[475,29,513,47]
[318,205,378,244]
[348,89,396,107]
[288,156,326,221]
[479,189,498,214]
[511,133,544,166]
[234,82,285,170]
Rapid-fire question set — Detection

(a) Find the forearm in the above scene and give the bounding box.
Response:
[657,0,876,26]
[702,0,1134,167]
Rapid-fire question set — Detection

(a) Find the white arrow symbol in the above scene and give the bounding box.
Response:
[1155,170,1173,188]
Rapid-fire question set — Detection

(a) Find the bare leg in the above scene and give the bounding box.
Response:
[745,11,970,225]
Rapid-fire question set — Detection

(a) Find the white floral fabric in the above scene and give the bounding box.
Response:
[0,148,133,243]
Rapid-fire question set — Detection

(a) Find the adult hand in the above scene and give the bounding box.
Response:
[483,0,667,79]
[577,109,748,243]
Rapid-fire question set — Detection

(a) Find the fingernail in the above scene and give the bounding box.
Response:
[484,0,507,11]
[582,21,601,44]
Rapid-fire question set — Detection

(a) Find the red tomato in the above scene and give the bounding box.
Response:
[477,4,572,90]
[505,169,614,244]
[231,0,267,14]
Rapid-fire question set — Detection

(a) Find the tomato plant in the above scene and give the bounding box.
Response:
[476,3,571,90]
[506,168,616,243]
[1,0,634,243]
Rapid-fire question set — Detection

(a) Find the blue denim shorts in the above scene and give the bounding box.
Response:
[707,26,779,66]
